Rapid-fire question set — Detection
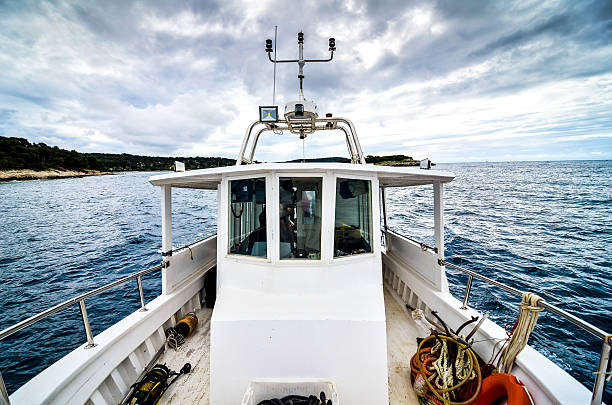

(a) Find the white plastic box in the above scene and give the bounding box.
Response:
[241,379,339,405]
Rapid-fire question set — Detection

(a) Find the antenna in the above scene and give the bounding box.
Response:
[272,26,277,105]
[265,31,336,101]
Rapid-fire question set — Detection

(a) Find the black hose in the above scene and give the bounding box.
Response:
[454,316,479,336]
[431,311,452,336]
[257,391,331,405]
[167,362,191,389]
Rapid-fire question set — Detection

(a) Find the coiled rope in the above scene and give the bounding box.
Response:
[499,292,543,373]
[413,334,482,405]
[165,312,198,350]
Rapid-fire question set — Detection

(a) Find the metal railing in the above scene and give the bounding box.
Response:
[381,228,437,253]
[440,258,611,405]
[168,234,217,258]
[397,231,437,253]
[0,263,163,404]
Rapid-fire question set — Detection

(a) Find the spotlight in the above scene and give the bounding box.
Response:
[265,39,273,52]
[329,37,336,51]
[259,106,279,122]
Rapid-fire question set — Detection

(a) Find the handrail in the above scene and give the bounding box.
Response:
[0,264,162,342]
[0,262,165,404]
[169,233,217,256]
[385,228,437,253]
[382,229,610,404]
[0,234,219,403]
[439,258,611,405]
[440,259,609,340]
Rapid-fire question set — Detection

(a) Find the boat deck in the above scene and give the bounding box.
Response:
[384,286,420,404]
[159,285,419,404]
[159,306,213,405]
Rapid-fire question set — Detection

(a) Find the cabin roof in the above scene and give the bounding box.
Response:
[148,163,454,189]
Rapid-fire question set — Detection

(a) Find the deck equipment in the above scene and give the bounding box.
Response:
[123,363,191,405]
[165,312,198,349]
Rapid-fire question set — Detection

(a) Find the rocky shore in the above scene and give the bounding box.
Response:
[0,169,111,182]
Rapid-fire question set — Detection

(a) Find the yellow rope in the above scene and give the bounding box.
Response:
[499,292,544,373]
[415,334,482,405]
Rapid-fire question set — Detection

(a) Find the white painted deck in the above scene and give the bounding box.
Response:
[384,286,420,405]
[160,307,212,405]
[158,286,420,404]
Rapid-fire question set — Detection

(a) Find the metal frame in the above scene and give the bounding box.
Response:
[0,263,163,404]
[266,31,334,101]
[236,117,367,165]
[0,373,9,405]
[250,31,356,165]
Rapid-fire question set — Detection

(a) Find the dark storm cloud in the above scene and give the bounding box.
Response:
[0,0,610,161]
[470,14,574,58]
[327,0,612,102]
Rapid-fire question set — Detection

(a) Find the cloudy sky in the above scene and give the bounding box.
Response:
[1,0,611,162]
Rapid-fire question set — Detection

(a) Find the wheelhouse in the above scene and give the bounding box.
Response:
[149,163,454,404]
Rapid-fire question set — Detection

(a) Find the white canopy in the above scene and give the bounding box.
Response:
[149,162,454,189]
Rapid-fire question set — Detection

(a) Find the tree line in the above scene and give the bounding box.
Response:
[0,136,235,171]
[0,135,418,172]
[87,153,235,171]
[0,136,103,171]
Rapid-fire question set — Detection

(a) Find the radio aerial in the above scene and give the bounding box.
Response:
[265,31,336,101]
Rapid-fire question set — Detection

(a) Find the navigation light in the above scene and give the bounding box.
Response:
[329,37,336,51]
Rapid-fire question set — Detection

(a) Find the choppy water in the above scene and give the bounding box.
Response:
[0,161,610,401]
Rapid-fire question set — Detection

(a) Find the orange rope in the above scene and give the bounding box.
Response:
[410,346,445,405]
[410,335,482,405]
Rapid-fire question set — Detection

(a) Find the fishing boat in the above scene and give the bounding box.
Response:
[1,31,610,405]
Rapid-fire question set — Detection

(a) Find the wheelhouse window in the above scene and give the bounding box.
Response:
[228,178,266,257]
[279,177,322,259]
[334,178,373,257]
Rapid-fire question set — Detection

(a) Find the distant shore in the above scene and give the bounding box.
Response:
[0,169,112,182]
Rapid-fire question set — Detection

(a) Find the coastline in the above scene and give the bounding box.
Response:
[0,169,112,182]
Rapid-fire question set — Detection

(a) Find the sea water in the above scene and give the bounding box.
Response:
[0,161,610,401]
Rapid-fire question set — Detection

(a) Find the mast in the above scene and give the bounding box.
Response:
[266,31,336,101]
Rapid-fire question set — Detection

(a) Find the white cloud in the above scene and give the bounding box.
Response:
[0,0,610,163]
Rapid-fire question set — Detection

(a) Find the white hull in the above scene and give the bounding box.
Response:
[10,232,592,404]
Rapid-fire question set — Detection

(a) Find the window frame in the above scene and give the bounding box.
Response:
[331,174,377,261]
[278,176,324,261]
[272,172,329,264]
[222,171,379,265]
[225,173,273,261]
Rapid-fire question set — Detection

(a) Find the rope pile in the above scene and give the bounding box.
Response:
[410,334,482,405]
[409,291,546,404]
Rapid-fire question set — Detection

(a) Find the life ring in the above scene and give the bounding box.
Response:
[474,373,534,405]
